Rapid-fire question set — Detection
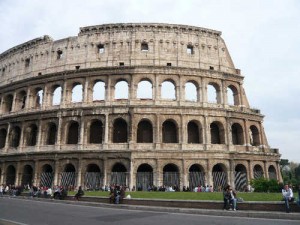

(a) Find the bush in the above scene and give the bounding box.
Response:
[250,178,281,192]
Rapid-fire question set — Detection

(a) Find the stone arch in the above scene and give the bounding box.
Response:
[67,121,79,144]
[85,164,102,190]
[93,80,105,101]
[234,164,248,191]
[10,126,21,148]
[231,123,244,145]
[189,164,205,189]
[3,94,13,113]
[89,119,103,144]
[227,84,239,106]
[46,122,57,145]
[137,79,153,99]
[52,85,62,106]
[187,120,202,144]
[137,119,153,143]
[0,128,7,148]
[21,165,33,186]
[162,119,178,143]
[72,82,83,103]
[111,162,128,186]
[33,87,44,108]
[115,80,129,99]
[268,165,277,180]
[249,125,260,146]
[253,164,264,179]
[163,163,180,190]
[15,90,27,110]
[40,164,54,188]
[207,82,221,103]
[60,163,76,187]
[185,81,198,102]
[161,80,176,100]
[210,121,225,144]
[136,163,153,191]
[212,163,227,191]
[6,165,16,185]
[24,124,38,146]
[113,118,128,143]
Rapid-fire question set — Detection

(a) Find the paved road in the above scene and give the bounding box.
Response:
[0,197,299,225]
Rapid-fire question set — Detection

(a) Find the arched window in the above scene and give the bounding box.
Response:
[3,94,13,113]
[34,88,44,108]
[115,80,128,99]
[16,91,27,110]
[46,123,57,145]
[207,83,220,103]
[268,165,277,180]
[162,120,177,143]
[25,124,38,146]
[185,82,197,101]
[231,123,244,145]
[113,118,128,143]
[161,80,176,100]
[72,83,83,103]
[93,81,105,101]
[137,120,153,143]
[235,164,248,191]
[10,126,21,148]
[137,80,152,99]
[249,125,260,146]
[210,122,225,144]
[67,121,79,144]
[89,120,103,144]
[187,121,201,143]
[52,86,62,105]
[0,128,7,148]
[163,164,180,188]
[253,164,264,179]
[227,85,239,106]
[212,163,227,190]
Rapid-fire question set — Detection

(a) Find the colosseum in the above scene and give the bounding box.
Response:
[0,23,282,191]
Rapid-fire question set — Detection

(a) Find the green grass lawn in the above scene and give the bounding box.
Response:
[69,191,282,202]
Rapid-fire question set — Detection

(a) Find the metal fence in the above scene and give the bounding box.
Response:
[84,172,102,190]
[163,172,180,187]
[189,172,205,189]
[234,171,247,191]
[136,172,153,191]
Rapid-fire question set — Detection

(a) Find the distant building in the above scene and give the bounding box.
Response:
[0,23,282,191]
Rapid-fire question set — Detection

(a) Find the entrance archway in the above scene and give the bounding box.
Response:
[85,164,102,190]
[235,164,247,191]
[110,163,127,186]
[136,164,153,191]
[60,163,76,188]
[189,164,205,190]
[40,164,53,188]
[212,164,227,191]
[6,165,16,185]
[21,165,33,186]
[163,164,180,190]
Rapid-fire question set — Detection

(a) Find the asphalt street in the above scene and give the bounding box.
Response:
[0,197,299,225]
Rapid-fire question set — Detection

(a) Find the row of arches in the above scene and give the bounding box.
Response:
[0,77,242,114]
[2,162,278,191]
[0,118,262,149]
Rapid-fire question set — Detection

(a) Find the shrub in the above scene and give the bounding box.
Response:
[250,178,281,192]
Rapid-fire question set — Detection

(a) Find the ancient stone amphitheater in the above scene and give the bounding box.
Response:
[0,23,282,191]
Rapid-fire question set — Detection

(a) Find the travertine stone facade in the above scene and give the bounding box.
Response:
[0,23,281,191]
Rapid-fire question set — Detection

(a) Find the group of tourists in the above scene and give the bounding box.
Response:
[0,184,23,196]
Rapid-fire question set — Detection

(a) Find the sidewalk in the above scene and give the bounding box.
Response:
[13,195,300,221]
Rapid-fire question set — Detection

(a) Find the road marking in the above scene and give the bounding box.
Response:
[0,218,29,225]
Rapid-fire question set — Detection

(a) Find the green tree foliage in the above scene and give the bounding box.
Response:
[250,178,281,192]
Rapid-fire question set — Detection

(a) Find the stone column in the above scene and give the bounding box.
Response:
[36,121,43,149]
[53,160,59,186]
[206,159,213,187]
[11,92,17,112]
[103,158,108,186]
[104,113,109,144]
[248,160,253,181]
[15,162,21,186]
[264,161,269,179]
[33,160,39,186]
[229,160,235,188]
[4,123,11,153]
[77,159,83,188]
[83,78,89,103]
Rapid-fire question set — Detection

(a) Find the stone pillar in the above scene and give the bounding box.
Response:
[206,159,212,187]
[264,161,269,179]
[61,81,68,107]
[0,95,3,114]
[15,162,21,186]
[104,113,109,144]
[0,162,5,184]
[77,159,83,188]
[229,160,235,188]
[4,123,11,153]
[53,160,59,186]
[33,160,39,186]
[223,81,228,106]
[129,159,134,190]
[11,92,17,112]
[103,158,108,186]
[248,160,253,181]
[56,114,63,147]
[79,119,84,149]
[204,116,209,148]
[36,121,43,149]
[83,78,89,103]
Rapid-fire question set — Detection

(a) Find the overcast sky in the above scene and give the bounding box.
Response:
[0,0,299,162]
